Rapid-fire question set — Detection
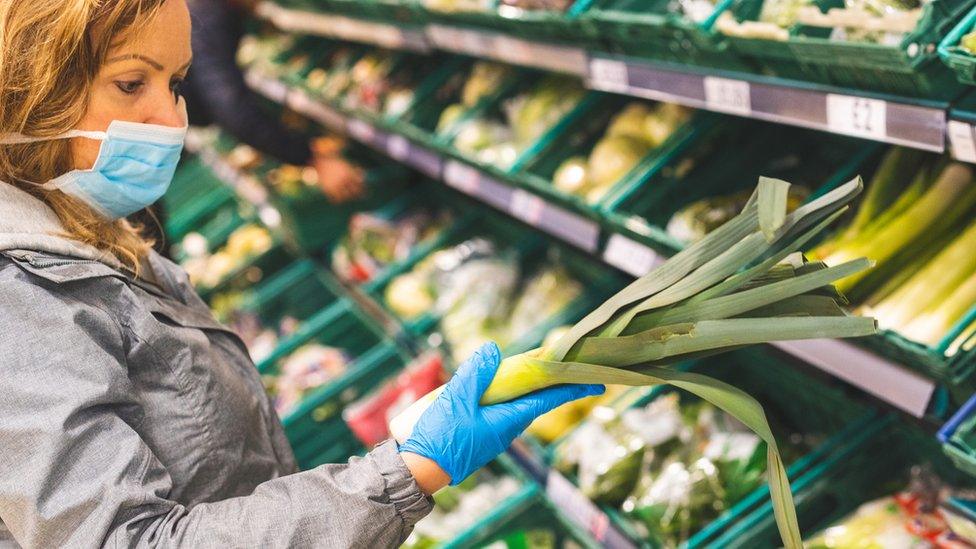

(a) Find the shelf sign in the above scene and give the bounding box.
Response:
[703,76,751,116]
[772,339,936,417]
[545,471,612,544]
[346,119,376,145]
[509,189,545,226]
[826,94,886,140]
[588,58,630,93]
[386,134,410,161]
[602,233,664,277]
[948,120,976,164]
[442,160,480,195]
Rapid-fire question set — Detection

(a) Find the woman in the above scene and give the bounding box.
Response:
[0,1,602,547]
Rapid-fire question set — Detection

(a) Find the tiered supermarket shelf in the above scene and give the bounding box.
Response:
[242,65,949,420]
[251,1,976,159]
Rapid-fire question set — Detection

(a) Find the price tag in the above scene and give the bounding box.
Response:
[386,134,410,161]
[509,189,545,226]
[602,233,663,277]
[826,94,886,140]
[494,36,535,66]
[442,160,480,195]
[546,471,609,542]
[588,58,629,93]
[459,29,494,55]
[347,119,376,145]
[703,76,751,116]
[948,120,976,164]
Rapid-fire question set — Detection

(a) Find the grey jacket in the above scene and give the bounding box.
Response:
[0,183,432,548]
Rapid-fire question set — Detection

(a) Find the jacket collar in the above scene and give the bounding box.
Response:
[0,182,123,270]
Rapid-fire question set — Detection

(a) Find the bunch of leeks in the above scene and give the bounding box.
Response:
[391,176,878,549]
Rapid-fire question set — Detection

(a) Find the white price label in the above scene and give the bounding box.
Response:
[588,58,629,92]
[347,119,376,144]
[459,29,494,54]
[386,135,410,161]
[442,160,480,195]
[826,94,886,140]
[509,189,545,226]
[602,233,663,277]
[703,76,751,116]
[948,120,976,164]
[494,36,534,65]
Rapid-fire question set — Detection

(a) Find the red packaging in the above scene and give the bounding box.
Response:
[343,352,446,447]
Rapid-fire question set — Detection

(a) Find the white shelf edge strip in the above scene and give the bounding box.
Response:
[253,2,971,158]
[772,339,937,417]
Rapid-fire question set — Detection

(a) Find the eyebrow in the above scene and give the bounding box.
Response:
[105,54,192,73]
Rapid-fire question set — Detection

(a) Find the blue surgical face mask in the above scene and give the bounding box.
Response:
[0,102,188,220]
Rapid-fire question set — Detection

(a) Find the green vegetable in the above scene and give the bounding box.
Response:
[826,162,976,295]
[394,177,878,549]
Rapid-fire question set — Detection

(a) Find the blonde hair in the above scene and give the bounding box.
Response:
[0,0,170,274]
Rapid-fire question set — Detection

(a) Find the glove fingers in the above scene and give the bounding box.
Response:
[447,341,501,405]
[506,383,605,424]
[472,341,501,399]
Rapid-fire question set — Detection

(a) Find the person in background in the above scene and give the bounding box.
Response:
[0,1,601,546]
[182,0,364,203]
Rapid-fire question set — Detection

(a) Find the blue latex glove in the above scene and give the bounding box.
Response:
[399,341,604,485]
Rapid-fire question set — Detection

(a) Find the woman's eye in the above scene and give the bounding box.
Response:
[170,78,183,99]
[114,80,144,95]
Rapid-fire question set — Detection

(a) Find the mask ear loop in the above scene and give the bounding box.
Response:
[0,130,107,189]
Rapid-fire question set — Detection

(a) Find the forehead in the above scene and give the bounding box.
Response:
[106,0,191,62]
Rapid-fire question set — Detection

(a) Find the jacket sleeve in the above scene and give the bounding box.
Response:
[186,1,312,166]
[0,269,432,548]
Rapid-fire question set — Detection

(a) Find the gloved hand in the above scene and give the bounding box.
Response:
[399,342,604,485]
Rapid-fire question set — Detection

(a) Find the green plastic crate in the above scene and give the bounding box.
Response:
[433,71,598,185]
[259,299,411,469]
[396,60,525,150]
[196,240,297,303]
[366,210,549,335]
[422,0,599,46]
[940,4,976,84]
[941,393,976,477]
[713,416,976,547]
[514,94,712,217]
[236,258,347,328]
[316,0,426,25]
[164,157,240,242]
[169,205,251,263]
[271,162,413,255]
[453,489,601,548]
[329,185,481,291]
[721,0,973,98]
[580,0,755,71]
[601,118,880,255]
[543,349,878,548]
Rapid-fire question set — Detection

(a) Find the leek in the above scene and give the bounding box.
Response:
[812,147,927,258]
[900,273,976,347]
[870,219,976,332]
[391,176,877,549]
[826,162,976,294]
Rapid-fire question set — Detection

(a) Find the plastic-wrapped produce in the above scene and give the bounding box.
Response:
[805,468,976,548]
[181,225,274,289]
[331,210,450,284]
[552,102,690,203]
[264,344,350,417]
[555,394,776,546]
[453,76,584,170]
[403,470,522,548]
[667,186,809,243]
